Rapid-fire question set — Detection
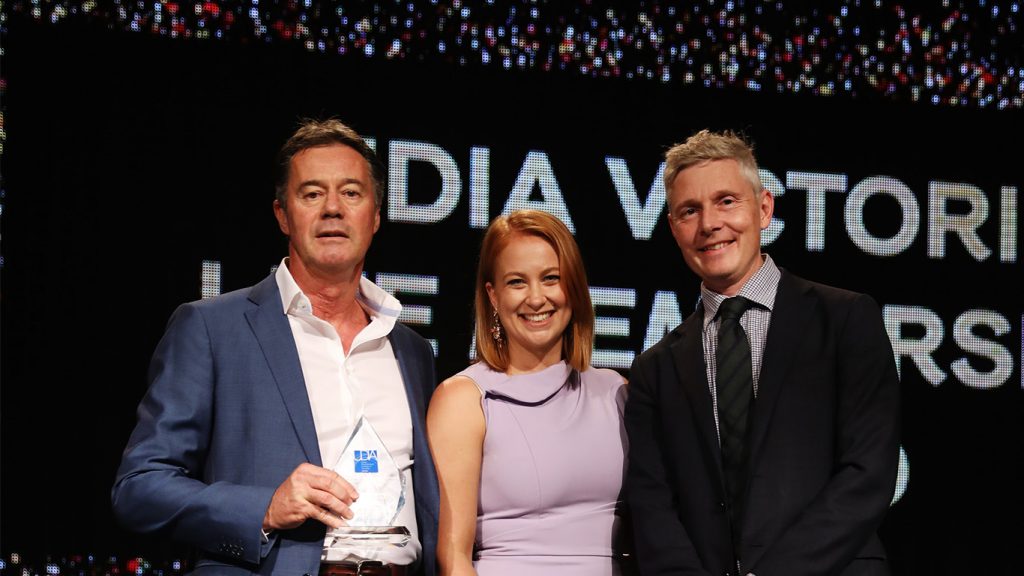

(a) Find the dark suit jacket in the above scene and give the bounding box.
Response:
[112,274,440,576]
[625,270,899,576]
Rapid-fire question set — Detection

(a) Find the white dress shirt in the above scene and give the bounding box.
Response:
[275,259,420,567]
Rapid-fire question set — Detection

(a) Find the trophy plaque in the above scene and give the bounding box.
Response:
[323,416,410,559]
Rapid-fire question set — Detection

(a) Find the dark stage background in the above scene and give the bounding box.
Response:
[2,6,1022,575]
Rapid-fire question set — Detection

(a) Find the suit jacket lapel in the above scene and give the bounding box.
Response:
[388,325,440,527]
[389,327,429,445]
[747,271,817,463]
[670,307,726,491]
[245,274,323,466]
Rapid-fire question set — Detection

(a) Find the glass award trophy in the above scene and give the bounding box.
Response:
[323,416,410,560]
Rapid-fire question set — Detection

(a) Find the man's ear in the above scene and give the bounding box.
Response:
[274,199,290,236]
[758,188,775,230]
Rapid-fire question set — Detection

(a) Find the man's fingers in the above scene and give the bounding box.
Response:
[316,504,346,529]
[307,468,359,503]
[310,487,355,520]
[328,471,360,502]
[266,463,359,529]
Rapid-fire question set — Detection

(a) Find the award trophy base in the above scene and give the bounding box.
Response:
[325,525,411,549]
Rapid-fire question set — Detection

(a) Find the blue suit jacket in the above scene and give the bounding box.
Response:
[113,274,439,576]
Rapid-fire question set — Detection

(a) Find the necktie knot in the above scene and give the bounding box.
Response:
[718,296,752,321]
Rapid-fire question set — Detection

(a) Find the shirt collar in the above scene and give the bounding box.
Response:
[700,254,781,329]
[274,257,403,335]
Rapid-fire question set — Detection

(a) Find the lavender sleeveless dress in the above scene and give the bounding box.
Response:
[457,361,628,575]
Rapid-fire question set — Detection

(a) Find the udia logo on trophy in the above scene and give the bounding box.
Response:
[353,450,380,473]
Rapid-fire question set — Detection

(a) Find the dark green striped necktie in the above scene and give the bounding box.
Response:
[716,296,754,511]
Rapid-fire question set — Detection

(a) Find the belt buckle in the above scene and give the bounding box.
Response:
[355,560,384,575]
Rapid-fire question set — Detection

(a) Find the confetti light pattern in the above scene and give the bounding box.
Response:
[5,1,1023,105]
[0,553,190,576]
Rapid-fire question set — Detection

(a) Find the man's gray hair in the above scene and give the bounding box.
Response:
[663,129,763,195]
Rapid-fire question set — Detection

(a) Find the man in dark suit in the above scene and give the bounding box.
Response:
[113,119,438,576]
[625,130,899,576]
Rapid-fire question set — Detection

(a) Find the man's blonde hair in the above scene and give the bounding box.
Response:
[663,129,763,195]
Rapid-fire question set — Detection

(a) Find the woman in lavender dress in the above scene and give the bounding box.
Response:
[427,210,629,576]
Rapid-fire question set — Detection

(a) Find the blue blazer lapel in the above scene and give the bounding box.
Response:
[388,324,440,533]
[389,326,430,435]
[388,326,434,479]
[747,271,817,464]
[244,274,323,466]
[670,308,726,491]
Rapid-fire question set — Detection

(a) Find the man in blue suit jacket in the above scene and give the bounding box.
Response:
[113,119,439,576]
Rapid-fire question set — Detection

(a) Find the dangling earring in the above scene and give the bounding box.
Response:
[490,309,504,346]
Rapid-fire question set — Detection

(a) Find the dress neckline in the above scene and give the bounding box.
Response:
[481,360,572,404]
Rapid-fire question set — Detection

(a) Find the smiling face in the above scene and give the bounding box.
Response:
[667,158,774,295]
[273,144,380,279]
[485,234,572,371]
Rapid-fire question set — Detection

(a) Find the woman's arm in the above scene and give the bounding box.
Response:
[427,375,486,576]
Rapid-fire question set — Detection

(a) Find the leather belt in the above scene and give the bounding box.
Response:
[318,561,408,576]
